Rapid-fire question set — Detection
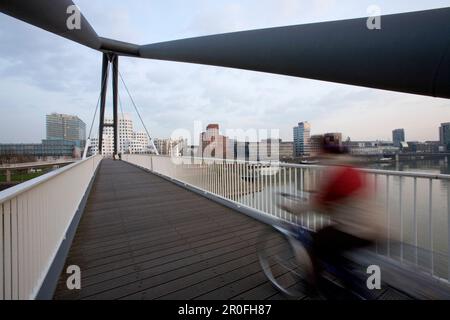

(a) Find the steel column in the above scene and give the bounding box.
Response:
[112,54,119,157]
[98,53,110,155]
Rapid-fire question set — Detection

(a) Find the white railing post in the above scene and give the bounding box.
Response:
[386,175,390,257]
[414,177,418,265]
[399,177,403,261]
[429,179,434,275]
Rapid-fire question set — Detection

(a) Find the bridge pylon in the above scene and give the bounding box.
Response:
[98,53,119,158]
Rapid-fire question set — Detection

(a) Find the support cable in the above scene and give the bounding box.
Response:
[117,90,126,154]
[83,64,109,159]
[118,70,159,155]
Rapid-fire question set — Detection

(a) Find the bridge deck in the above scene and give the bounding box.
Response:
[54,159,410,300]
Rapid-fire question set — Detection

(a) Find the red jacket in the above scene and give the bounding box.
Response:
[315,166,366,206]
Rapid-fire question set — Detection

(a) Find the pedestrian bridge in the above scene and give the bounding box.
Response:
[1,155,449,300]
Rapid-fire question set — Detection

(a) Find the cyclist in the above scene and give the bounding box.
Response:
[280,136,383,289]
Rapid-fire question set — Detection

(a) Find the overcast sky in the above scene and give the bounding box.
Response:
[0,0,449,143]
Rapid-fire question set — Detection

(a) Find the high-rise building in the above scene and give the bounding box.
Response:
[90,113,152,156]
[440,123,450,152]
[392,128,406,148]
[46,113,86,148]
[293,122,311,157]
[199,124,231,159]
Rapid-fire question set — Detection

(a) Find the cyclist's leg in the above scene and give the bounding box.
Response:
[314,226,375,298]
[312,226,372,277]
[310,226,337,282]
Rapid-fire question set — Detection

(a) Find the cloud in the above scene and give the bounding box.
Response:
[311,91,450,141]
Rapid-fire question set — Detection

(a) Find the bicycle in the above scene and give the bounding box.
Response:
[257,192,450,300]
[257,217,372,299]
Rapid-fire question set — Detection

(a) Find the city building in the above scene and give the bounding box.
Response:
[46,113,86,148]
[308,133,342,156]
[343,140,398,155]
[0,140,81,159]
[310,135,324,156]
[324,132,343,147]
[405,141,440,153]
[259,139,279,161]
[90,113,153,156]
[154,138,187,156]
[392,128,406,148]
[293,122,311,157]
[259,139,294,161]
[279,141,294,160]
[440,123,450,152]
[230,139,293,162]
[199,124,231,159]
[0,113,86,160]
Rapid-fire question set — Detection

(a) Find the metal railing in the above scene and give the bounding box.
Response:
[0,155,102,300]
[123,154,450,282]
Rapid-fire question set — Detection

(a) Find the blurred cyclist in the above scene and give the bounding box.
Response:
[280,136,383,289]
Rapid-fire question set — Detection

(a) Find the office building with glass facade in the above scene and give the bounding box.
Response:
[293,122,311,157]
[46,113,86,148]
[392,128,406,148]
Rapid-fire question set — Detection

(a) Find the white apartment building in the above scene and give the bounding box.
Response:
[90,113,152,156]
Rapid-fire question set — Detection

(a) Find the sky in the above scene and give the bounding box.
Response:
[0,0,449,144]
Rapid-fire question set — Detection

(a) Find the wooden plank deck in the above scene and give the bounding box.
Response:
[53,159,411,300]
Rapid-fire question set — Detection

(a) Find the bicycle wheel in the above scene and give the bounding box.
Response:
[257,226,315,298]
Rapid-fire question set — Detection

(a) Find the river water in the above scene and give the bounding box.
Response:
[365,158,450,175]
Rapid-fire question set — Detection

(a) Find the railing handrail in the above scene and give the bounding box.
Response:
[137,154,450,181]
[0,155,102,204]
